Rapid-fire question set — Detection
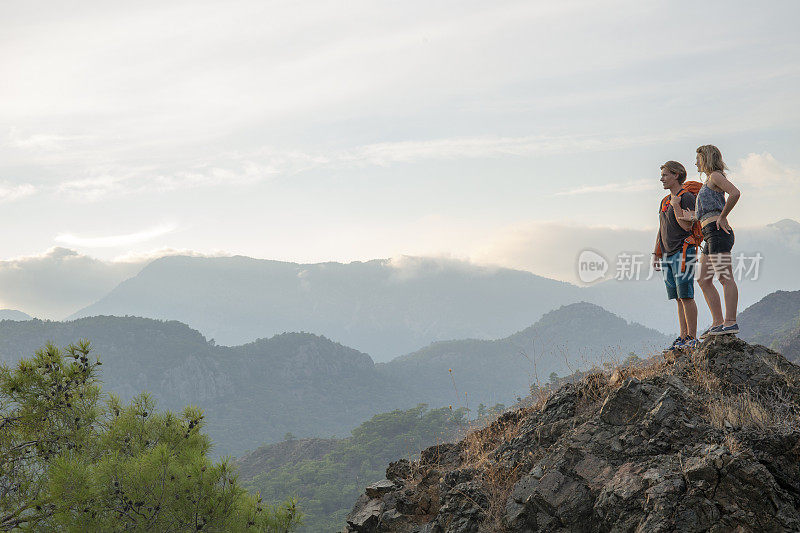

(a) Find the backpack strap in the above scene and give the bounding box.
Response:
[661,188,687,212]
[681,241,691,273]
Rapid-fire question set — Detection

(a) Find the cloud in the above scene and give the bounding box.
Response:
[57,175,127,201]
[112,247,232,263]
[386,254,499,281]
[733,152,799,189]
[0,247,146,319]
[0,246,234,319]
[552,179,652,196]
[469,218,800,287]
[54,159,288,201]
[0,182,37,202]
[55,223,177,248]
[470,221,656,283]
[338,130,704,167]
[41,130,707,201]
[7,130,93,152]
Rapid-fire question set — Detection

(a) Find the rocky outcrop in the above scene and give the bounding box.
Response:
[344,336,800,532]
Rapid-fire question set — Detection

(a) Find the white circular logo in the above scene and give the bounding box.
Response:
[577,249,608,283]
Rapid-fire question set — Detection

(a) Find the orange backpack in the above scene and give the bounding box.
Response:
[655,180,703,272]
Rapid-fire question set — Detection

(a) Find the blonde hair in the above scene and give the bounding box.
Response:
[696,145,728,175]
[660,161,687,183]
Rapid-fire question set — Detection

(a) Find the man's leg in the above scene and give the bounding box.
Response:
[676,299,688,338]
[664,254,683,338]
[678,298,697,338]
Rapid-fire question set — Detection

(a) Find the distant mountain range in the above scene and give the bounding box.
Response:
[3,220,798,361]
[60,255,720,362]
[66,220,800,361]
[3,289,797,457]
[0,309,31,320]
[69,255,586,361]
[0,317,410,456]
[0,302,666,455]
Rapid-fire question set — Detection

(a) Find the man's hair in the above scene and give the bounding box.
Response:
[696,144,728,175]
[661,160,687,183]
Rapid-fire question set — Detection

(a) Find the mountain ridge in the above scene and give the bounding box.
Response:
[69,255,584,360]
[378,302,669,409]
[0,309,32,321]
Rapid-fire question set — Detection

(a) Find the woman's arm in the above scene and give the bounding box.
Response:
[670,195,694,230]
[711,171,740,233]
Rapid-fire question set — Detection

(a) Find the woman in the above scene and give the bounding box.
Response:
[694,145,741,337]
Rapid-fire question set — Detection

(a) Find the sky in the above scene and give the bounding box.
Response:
[2,0,799,285]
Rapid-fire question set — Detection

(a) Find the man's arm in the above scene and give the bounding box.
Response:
[652,229,662,271]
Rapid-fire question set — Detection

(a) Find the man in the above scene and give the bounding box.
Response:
[653,161,699,350]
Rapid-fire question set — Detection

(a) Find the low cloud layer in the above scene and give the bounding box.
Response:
[4,218,799,321]
[0,247,237,319]
[0,248,147,318]
[472,219,800,286]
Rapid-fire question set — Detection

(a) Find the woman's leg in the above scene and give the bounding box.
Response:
[711,252,738,326]
[697,252,723,326]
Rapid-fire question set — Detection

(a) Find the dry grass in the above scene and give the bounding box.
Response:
[706,389,800,431]
[723,433,743,455]
[451,409,530,531]
[681,347,800,431]
[625,354,673,382]
[707,391,776,430]
[680,348,721,394]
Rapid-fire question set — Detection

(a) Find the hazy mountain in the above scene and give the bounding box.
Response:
[0,247,145,319]
[66,220,800,361]
[0,317,411,456]
[0,301,670,455]
[0,309,31,320]
[738,289,800,362]
[377,302,670,408]
[70,256,584,361]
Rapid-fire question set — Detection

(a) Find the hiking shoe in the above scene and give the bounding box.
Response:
[683,336,700,349]
[711,323,739,335]
[667,337,685,350]
[699,326,722,339]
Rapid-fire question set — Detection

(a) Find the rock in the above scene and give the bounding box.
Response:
[346,495,384,532]
[366,479,397,499]
[387,459,412,482]
[599,378,646,425]
[344,338,800,532]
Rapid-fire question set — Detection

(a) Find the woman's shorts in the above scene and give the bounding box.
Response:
[701,223,735,255]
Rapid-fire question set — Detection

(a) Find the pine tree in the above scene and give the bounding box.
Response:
[0,341,301,532]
